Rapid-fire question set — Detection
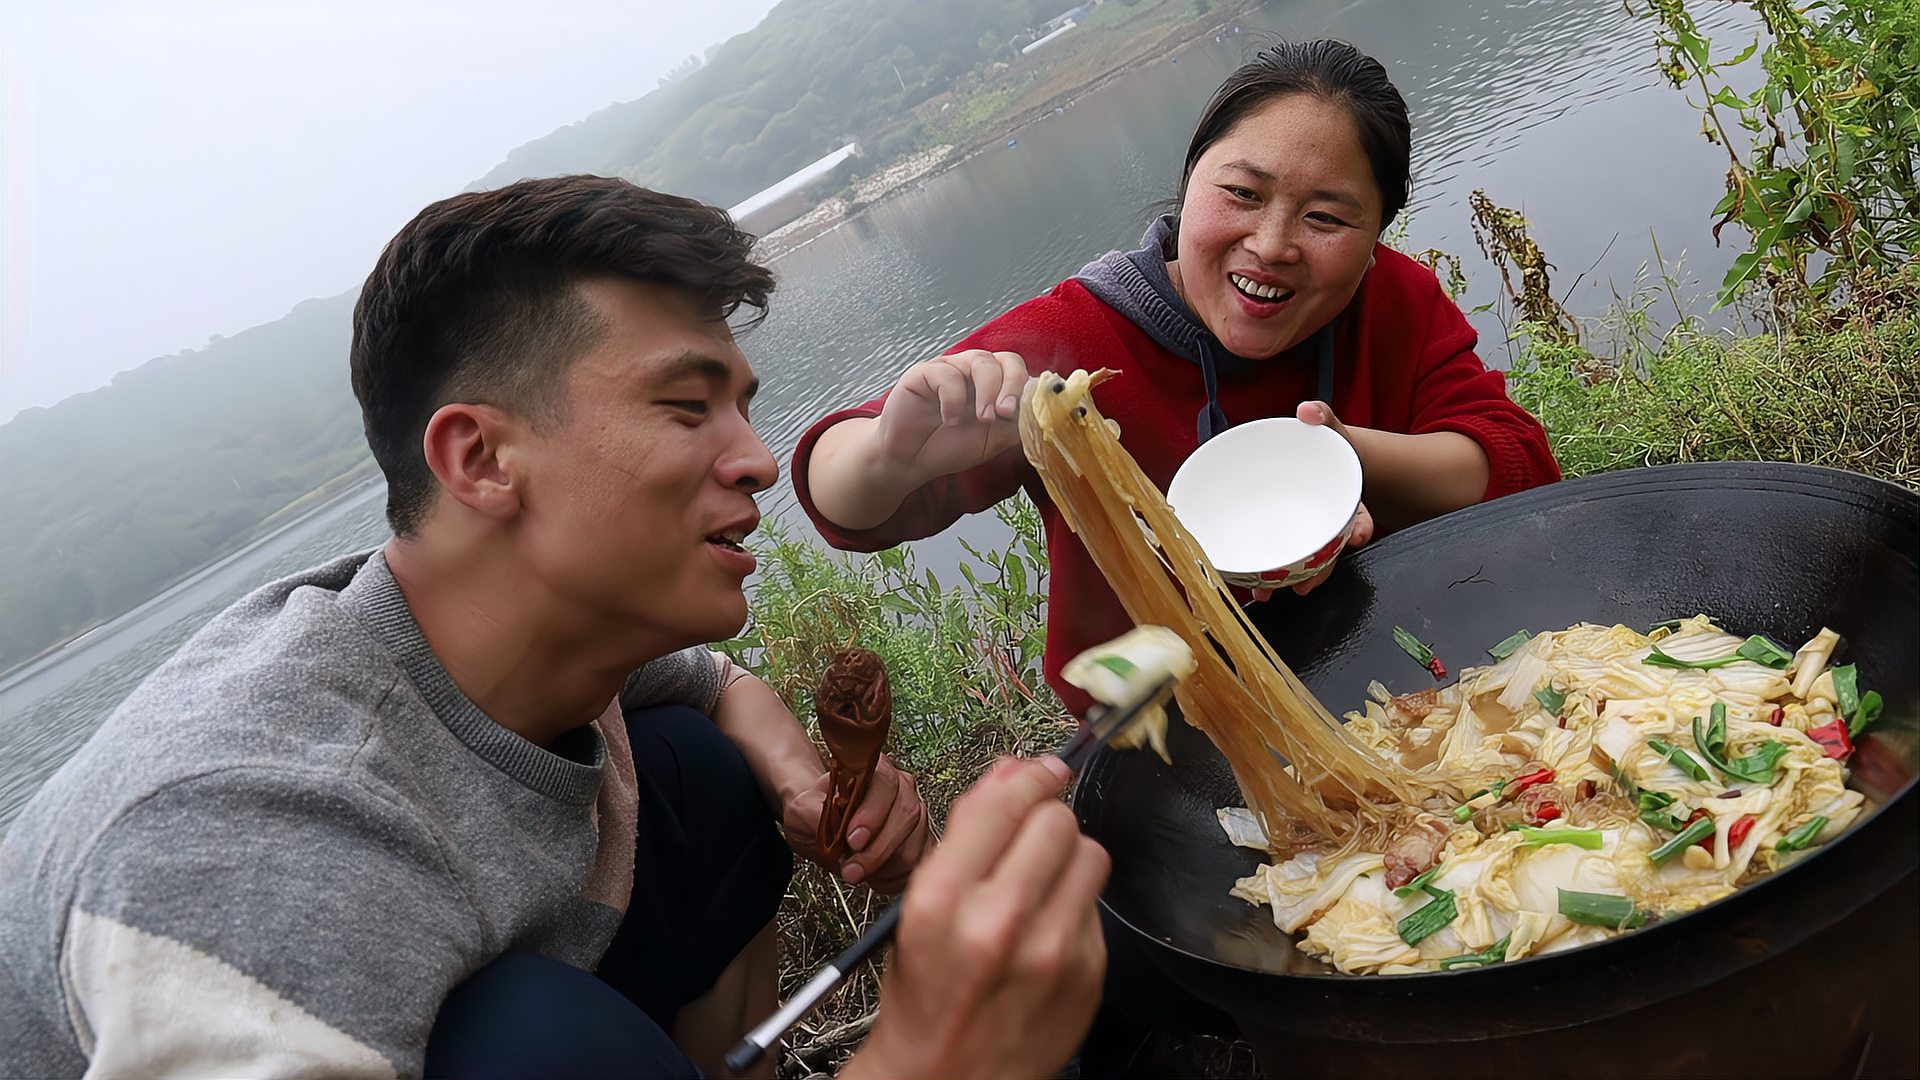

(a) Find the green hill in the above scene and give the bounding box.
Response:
[0,0,1212,674]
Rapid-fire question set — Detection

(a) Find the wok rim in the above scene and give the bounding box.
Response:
[1078,460,1919,992]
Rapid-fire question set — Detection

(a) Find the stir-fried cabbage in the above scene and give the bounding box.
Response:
[1222,616,1866,975]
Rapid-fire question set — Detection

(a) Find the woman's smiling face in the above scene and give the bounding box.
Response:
[1170,93,1385,360]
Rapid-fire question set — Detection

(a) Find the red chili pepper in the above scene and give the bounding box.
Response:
[1727,814,1756,849]
[1685,808,1715,848]
[1768,705,1785,726]
[1530,803,1562,823]
[1509,768,1556,795]
[1576,779,1597,801]
[1807,718,1854,760]
[1427,656,1448,680]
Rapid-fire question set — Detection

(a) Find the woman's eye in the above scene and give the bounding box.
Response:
[1309,212,1351,227]
[1224,185,1258,202]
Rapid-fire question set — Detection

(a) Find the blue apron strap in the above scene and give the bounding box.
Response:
[1315,320,1337,406]
[1197,322,1336,447]
[1196,338,1230,446]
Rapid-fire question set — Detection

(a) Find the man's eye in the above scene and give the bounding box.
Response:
[662,400,709,416]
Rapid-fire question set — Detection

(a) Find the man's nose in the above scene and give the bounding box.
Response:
[720,423,779,494]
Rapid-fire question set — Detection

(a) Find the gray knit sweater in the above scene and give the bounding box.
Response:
[0,549,720,1076]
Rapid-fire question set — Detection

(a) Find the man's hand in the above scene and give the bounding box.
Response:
[783,754,931,892]
[842,756,1109,1080]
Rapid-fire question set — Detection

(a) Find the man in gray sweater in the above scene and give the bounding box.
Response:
[0,176,1110,1077]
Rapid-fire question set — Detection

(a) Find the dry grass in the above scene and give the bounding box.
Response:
[1509,311,1920,490]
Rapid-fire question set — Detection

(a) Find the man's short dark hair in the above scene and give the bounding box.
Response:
[350,175,775,536]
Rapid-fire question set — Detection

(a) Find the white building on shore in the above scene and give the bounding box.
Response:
[727,143,859,235]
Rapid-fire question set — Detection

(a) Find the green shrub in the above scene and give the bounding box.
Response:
[1509,312,1919,488]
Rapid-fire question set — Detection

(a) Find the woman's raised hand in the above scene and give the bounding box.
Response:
[873,350,1031,481]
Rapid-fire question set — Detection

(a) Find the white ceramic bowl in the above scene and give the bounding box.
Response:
[1166,417,1363,590]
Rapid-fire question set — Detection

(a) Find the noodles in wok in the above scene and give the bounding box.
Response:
[1018,370,1875,975]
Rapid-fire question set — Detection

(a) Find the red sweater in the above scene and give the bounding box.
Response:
[792,247,1560,714]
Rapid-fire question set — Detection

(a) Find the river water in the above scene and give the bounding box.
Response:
[0,0,1757,828]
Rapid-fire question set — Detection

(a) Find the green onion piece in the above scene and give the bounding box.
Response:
[1451,779,1506,821]
[1776,815,1830,853]
[1693,712,1786,784]
[1725,741,1789,784]
[1832,664,1860,721]
[1392,865,1443,897]
[1516,826,1605,850]
[1092,655,1138,678]
[1438,933,1513,970]
[1393,625,1436,667]
[1649,618,1690,634]
[1559,888,1647,929]
[1534,685,1568,715]
[1648,739,1710,781]
[1692,713,1734,776]
[1638,789,1688,832]
[1851,691,1883,738]
[1644,635,1792,671]
[1735,634,1793,668]
[1649,815,1716,865]
[1610,763,1643,802]
[1642,644,1720,669]
[1397,888,1458,945]
[1695,709,1728,760]
[1487,630,1533,660]
[1642,808,1692,832]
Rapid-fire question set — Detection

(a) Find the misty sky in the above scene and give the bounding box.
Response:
[0,0,783,423]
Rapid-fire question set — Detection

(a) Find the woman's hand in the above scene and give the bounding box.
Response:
[1292,398,1493,536]
[1249,401,1376,600]
[873,349,1030,480]
[782,755,931,893]
[808,350,1030,531]
[842,756,1109,1080]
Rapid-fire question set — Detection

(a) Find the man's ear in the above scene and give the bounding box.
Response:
[421,402,525,522]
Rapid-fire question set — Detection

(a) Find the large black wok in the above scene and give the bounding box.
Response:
[1074,462,1918,1077]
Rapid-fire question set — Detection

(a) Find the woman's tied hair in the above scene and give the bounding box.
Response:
[1174,39,1412,238]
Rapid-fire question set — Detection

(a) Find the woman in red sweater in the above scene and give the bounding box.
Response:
[795,40,1560,714]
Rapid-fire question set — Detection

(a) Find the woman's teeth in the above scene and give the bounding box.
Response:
[708,530,748,552]
[1231,273,1292,302]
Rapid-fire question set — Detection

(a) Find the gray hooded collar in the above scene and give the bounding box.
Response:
[1073,213,1266,377]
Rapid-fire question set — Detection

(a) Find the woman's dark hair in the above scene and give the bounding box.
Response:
[1174,39,1412,234]
[350,175,775,536]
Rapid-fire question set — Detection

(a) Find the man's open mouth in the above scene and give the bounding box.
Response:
[707,529,749,553]
[1231,273,1294,303]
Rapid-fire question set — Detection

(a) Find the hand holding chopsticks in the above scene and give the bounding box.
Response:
[724,683,1167,1076]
